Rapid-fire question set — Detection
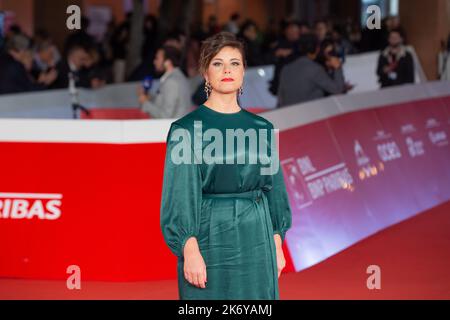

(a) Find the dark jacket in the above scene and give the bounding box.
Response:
[377,46,415,88]
[278,56,345,107]
[50,60,93,89]
[242,38,265,67]
[0,53,44,95]
[269,38,301,95]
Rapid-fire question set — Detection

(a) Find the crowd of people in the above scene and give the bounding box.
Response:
[0,12,416,116]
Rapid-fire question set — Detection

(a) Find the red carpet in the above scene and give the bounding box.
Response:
[280,201,450,300]
[1,201,449,300]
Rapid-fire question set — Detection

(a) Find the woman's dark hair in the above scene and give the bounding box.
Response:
[161,45,181,67]
[198,31,247,75]
[316,39,336,66]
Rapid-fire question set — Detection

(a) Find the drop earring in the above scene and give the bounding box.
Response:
[204,81,212,99]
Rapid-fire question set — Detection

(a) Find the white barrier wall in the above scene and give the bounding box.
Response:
[0,81,448,144]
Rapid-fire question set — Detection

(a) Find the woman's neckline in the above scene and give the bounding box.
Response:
[200,104,244,115]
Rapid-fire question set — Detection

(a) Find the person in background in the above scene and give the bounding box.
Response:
[185,30,203,78]
[101,19,117,66]
[269,20,302,95]
[315,19,331,43]
[438,34,450,81]
[316,39,354,94]
[4,24,23,40]
[163,30,186,51]
[0,34,56,94]
[261,18,279,58]
[376,28,414,88]
[138,45,192,118]
[380,16,405,50]
[78,46,107,89]
[238,20,265,67]
[50,17,107,89]
[223,12,241,35]
[51,36,95,89]
[33,39,60,73]
[348,22,362,53]
[163,30,188,75]
[298,21,311,35]
[316,39,340,76]
[110,12,131,83]
[331,26,355,61]
[206,15,221,37]
[277,34,345,106]
[127,18,160,82]
[141,14,158,62]
[31,31,61,83]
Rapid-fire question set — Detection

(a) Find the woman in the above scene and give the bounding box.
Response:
[316,39,354,95]
[315,39,338,76]
[160,32,292,300]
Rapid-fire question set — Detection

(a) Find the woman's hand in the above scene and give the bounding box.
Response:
[183,237,207,289]
[274,234,286,278]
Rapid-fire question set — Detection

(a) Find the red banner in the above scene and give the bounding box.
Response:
[0,97,449,280]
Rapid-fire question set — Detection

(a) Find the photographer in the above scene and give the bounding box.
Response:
[0,34,56,94]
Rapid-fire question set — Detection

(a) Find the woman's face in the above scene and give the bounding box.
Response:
[204,46,245,96]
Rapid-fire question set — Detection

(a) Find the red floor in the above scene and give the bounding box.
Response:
[280,201,450,300]
[1,201,449,300]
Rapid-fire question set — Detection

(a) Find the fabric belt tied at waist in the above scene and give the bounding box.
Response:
[201,184,278,293]
[202,185,272,203]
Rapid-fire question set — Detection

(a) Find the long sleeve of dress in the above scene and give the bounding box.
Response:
[160,122,203,258]
[265,123,292,244]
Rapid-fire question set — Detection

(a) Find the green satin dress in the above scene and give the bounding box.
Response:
[160,104,292,300]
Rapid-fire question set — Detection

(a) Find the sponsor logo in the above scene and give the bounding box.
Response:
[429,130,448,147]
[0,193,62,220]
